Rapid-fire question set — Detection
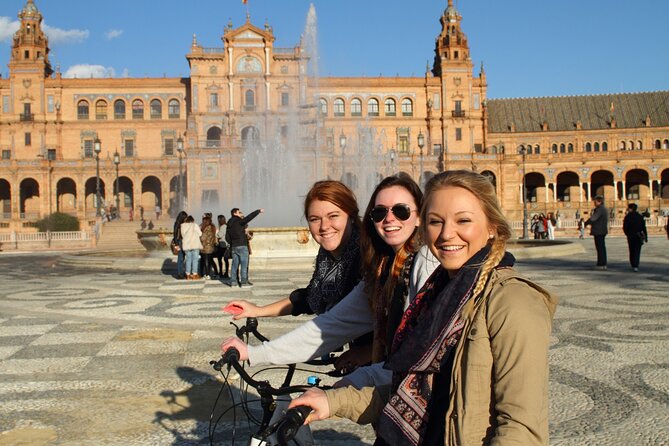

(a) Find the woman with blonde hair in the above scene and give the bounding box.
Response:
[290,170,558,445]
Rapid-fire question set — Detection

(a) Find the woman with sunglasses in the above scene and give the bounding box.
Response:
[221,173,440,386]
[223,180,363,320]
[290,170,557,445]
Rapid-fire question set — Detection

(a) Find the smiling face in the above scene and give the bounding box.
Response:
[372,185,420,252]
[307,199,352,257]
[425,186,494,277]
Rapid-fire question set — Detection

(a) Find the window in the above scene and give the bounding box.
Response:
[351,98,362,116]
[637,140,643,150]
[368,98,379,116]
[534,144,541,154]
[83,139,94,158]
[150,99,162,119]
[401,98,413,116]
[168,99,180,119]
[664,139,669,149]
[432,93,441,110]
[47,95,54,113]
[655,139,662,149]
[433,144,442,156]
[602,142,608,152]
[95,100,107,120]
[244,89,255,111]
[399,135,409,152]
[568,143,574,153]
[333,98,345,117]
[473,93,480,110]
[1,150,10,160]
[455,128,462,141]
[319,98,328,116]
[281,92,290,107]
[124,139,135,157]
[620,141,626,150]
[594,142,600,152]
[114,100,126,119]
[585,142,592,152]
[132,100,144,119]
[164,138,174,156]
[209,93,219,109]
[25,132,31,146]
[559,143,565,153]
[2,96,9,113]
[77,100,89,120]
[47,149,56,161]
[384,98,396,116]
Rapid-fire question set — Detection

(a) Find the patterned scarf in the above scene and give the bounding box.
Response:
[305,224,361,314]
[376,246,515,445]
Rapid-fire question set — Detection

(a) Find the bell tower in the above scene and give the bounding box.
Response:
[433,0,471,77]
[9,0,53,78]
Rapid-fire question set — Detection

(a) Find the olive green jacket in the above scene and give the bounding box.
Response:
[326,267,558,445]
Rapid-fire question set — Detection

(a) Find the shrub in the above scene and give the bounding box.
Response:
[35,212,80,232]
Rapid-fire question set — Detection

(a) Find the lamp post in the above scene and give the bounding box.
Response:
[417,130,425,187]
[94,137,102,217]
[518,145,528,239]
[113,150,120,219]
[339,131,347,180]
[177,136,184,211]
[390,149,396,175]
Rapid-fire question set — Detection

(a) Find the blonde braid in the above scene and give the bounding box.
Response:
[472,238,506,297]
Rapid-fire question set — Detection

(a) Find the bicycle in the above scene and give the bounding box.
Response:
[208,318,340,445]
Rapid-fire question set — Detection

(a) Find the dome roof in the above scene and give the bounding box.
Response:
[20,0,41,19]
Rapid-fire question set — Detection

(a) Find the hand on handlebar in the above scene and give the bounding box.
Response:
[333,343,373,374]
[287,388,330,425]
[220,337,249,362]
[222,299,259,320]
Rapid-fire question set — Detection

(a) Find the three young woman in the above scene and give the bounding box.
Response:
[290,170,557,445]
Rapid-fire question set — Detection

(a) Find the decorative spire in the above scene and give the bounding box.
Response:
[246,11,251,23]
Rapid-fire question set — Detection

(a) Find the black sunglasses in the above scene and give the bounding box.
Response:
[369,204,414,223]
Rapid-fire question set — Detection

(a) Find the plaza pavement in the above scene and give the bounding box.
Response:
[0,237,667,445]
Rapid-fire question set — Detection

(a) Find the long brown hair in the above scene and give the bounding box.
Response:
[420,170,513,296]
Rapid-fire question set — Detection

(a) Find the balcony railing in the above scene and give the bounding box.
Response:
[452,110,466,118]
[20,113,35,121]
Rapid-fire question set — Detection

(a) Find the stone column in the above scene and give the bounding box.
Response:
[621,180,626,201]
[579,181,583,202]
[648,179,654,200]
[613,180,618,200]
[519,184,523,203]
[586,182,591,202]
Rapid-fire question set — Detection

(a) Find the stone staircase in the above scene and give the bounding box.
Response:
[95,220,146,252]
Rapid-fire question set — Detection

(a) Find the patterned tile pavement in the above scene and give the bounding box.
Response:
[0,237,667,445]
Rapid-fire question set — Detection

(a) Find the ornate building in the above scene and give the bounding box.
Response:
[1,0,667,232]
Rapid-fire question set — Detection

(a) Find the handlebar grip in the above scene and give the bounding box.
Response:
[222,347,240,365]
[276,405,312,445]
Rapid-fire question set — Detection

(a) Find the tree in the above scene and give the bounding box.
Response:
[35,212,80,232]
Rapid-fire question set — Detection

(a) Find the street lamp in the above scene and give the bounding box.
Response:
[177,136,184,211]
[417,130,425,187]
[518,145,529,239]
[339,131,347,180]
[390,149,396,175]
[94,137,102,217]
[113,150,120,219]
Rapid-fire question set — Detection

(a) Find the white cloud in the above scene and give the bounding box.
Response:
[0,17,20,41]
[121,68,130,78]
[63,64,115,79]
[105,29,123,40]
[43,23,89,45]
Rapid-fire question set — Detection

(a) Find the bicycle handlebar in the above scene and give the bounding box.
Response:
[276,405,312,446]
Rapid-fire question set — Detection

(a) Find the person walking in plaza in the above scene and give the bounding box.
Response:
[224,207,263,288]
[585,195,609,270]
[180,215,202,280]
[215,215,230,279]
[288,170,557,445]
[547,213,555,240]
[199,214,218,279]
[173,211,188,279]
[622,203,647,272]
[578,217,585,239]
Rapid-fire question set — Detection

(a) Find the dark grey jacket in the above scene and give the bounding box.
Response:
[585,204,609,236]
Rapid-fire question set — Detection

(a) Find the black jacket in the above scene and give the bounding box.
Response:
[623,211,647,241]
[226,210,261,247]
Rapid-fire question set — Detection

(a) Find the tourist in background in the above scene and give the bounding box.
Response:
[200,214,218,279]
[215,215,230,279]
[578,217,585,239]
[622,203,647,272]
[547,213,555,240]
[585,195,609,270]
[180,215,202,280]
[224,207,264,288]
[173,211,188,279]
[289,170,557,446]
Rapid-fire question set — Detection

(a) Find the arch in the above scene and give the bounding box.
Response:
[655,139,662,149]
[620,140,626,150]
[585,142,592,152]
[663,139,669,149]
[551,143,558,153]
[534,144,541,154]
[384,97,396,116]
[401,98,413,116]
[367,98,380,116]
[480,170,497,192]
[132,99,144,119]
[168,99,180,119]
[525,172,546,203]
[637,140,643,150]
[556,171,579,202]
[237,55,262,73]
[19,178,40,219]
[206,126,222,147]
[117,176,134,216]
[350,98,362,116]
[590,170,614,201]
[594,142,600,152]
[95,99,107,120]
[0,179,11,218]
[568,143,574,153]
[602,141,608,152]
[559,143,565,153]
[150,99,162,119]
[114,99,126,119]
[241,126,261,148]
[625,169,650,201]
[84,177,106,215]
[319,98,328,116]
[141,176,162,211]
[660,168,669,200]
[56,177,77,214]
[333,98,345,117]
[77,100,89,120]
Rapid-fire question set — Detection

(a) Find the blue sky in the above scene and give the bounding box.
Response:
[1,0,667,99]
